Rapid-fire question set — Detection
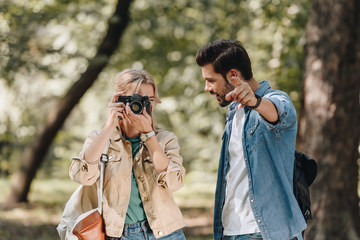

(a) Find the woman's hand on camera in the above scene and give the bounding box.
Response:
[104,92,126,130]
[123,103,153,133]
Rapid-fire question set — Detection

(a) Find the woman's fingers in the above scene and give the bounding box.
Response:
[123,103,153,132]
[110,91,126,104]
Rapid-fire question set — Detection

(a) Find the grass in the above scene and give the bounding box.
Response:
[0,177,215,240]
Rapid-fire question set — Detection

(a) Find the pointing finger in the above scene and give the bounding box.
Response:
[229,76,243,87]
[225,91,233,101]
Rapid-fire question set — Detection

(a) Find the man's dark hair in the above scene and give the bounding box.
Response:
[195,39,253,81]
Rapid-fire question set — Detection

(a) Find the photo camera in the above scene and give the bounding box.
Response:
[116,94,151,115]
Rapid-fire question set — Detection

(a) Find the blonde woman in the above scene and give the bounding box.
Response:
[70,69,186,239]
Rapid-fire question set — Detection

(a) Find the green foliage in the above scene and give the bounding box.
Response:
[0,0,312,179]
[0,0,116,177]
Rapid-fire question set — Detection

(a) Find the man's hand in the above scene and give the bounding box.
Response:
[225,76,257,107]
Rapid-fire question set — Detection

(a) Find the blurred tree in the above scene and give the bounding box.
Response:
[0,0,120,177]
[4,0,133,205]
[297,0,360,238]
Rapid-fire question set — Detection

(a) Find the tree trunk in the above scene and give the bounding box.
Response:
[4,0,133,206]
[297,0,360,239]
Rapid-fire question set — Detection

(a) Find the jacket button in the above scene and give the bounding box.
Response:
[135,156,140,162]
[158,231,163,236]
[257,219,261,223]
[81,165,88,172]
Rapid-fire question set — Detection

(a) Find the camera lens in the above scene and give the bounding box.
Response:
[130,101,143,114]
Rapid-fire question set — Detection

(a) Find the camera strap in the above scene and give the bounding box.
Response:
[98,140,110,215]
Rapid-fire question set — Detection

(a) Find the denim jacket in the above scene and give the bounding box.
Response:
[214,81,306,240]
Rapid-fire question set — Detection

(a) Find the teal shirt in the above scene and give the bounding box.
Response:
[124,136,147,224]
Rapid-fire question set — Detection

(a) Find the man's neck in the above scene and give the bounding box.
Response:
[247,77,260,92]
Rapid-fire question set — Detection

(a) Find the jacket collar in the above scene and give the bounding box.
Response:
[254,80,271,97]
[109,127,151,161]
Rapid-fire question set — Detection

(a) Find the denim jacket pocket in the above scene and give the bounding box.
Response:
[248,119,260,135]
[248,232,263,239]
[247,119,264,150]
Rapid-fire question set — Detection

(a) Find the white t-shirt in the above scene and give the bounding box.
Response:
[222,107,260,236]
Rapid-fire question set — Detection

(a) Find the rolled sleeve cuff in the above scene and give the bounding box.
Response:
[70,153,100,185]
[261,96,295,131]
[155,161,184,191]
[73,158,99,172]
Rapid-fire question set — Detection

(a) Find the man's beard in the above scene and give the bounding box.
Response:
[212,80,234,107]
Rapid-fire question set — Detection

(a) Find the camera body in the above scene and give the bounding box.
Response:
[116,94,151,115]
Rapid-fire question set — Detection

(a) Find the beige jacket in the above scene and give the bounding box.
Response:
[69,128,186,238]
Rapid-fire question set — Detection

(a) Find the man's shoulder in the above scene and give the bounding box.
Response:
[258,80,290,98]
[263,88,289,97]
[262,89,294,108]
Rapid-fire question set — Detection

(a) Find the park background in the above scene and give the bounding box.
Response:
[0,0,359,239]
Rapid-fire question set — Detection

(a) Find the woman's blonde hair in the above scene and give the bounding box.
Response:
[115,69,161,129]
[115,69,161,103]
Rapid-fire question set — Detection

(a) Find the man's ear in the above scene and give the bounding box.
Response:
[226,69,240,81]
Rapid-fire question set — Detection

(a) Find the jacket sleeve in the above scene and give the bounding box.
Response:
[69,130,101,186]
[260,91,297,131]
[155,131,186,192]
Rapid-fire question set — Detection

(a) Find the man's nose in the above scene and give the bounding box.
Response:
[204,82,211,92]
